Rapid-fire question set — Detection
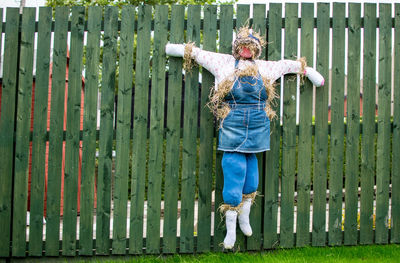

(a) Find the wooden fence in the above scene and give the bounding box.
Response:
[0,2,399,258]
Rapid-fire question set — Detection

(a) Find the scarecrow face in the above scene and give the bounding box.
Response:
[232,27,264,60]
[238,45,255,59]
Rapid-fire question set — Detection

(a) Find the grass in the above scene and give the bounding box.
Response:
[76,245,400,263]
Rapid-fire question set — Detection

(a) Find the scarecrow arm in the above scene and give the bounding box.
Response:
[166,43,233,79]
[258,59,324,87]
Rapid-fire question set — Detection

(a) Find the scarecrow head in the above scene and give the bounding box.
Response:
[232,26,265,60]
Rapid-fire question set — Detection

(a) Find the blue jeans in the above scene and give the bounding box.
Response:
[221,152,259,206]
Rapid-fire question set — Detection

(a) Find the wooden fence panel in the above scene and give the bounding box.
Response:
[26,6,52,256]
[96,6,118,255]
[79,6,102,255]
[392,3,400,244]
[280,3,298,249]
[146,5,168,254]
[197,4,217,253]
[375,3,392,245]
[328,2,345,247]
[129,5,151,254]
[297,2,314,248]
[0,7,19,257]
[213,4,233,252]
[45,6,69,256]
[112,5,135,255]
[360,3,376,245]
[11,7,36,257]
[163,5,184,254]
[344,3,361,246]
[180,5,200,253]
[264,3,282,250]
[62,6,85,256]
[312,3,329,247]
[247,3,266,251]
[1,3,400,257]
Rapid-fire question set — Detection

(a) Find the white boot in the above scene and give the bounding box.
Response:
[223,210,238,249]
[238,198,253,236]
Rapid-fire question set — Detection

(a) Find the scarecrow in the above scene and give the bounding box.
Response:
[165,27,324,249]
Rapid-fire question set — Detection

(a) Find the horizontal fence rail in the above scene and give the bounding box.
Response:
[0,3,399,258]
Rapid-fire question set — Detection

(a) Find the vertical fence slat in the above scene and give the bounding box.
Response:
[360,3,377,245]
[146,5,168,254]
[111,5,135,255]
[196,4,216,253]
[247,3,266,251]
[234,4,250,251]
[79,6,102,255]
[129,5,152,255]
[0,7,19,257]
[312,3,329,247]
[344,3,361,246]
[45,6,69,256]
[96,6,118,255]
[375,3,392,245]
[163,5,184,254]
[264,3,282,250]
[213,5,233,251]
[26,6,51,256]
[392,3,400,244]
[280,3,298,249]
[11,7,36,257]
[296,2,314,248]
[328,2,345,247]
[62,6,85,256]
[180,5,200,253]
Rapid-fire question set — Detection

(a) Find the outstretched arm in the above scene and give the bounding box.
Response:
[165,43,234,79]
[258,59,325,87]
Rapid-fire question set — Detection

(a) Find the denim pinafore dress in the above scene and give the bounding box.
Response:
[218,60,271,153]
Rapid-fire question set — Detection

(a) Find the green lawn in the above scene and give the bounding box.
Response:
[80,245,400,263]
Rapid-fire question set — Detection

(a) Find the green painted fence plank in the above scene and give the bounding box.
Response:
[62,6,85,256]
[111,5,135,255]
[236,4,250,29]
[392,3,400,244]
[344,3,361,246]
[280,3,298,249]
[196,4,216,253]
[146,5,168,254]
[129,5,152,255]
[328,2,345,247]
[163,5,184,254]
[179,5,200,253]
[26,6,52,256]
[213,4,233,252]
[312,3,329,247]
[375,3,392,245]
[0,7,19,257]
[360,3,377,246]
[45,6,69,256]
[247,3,266,251]
[297,2,314,248]
[96,6,118,255]
[79,6,102,255]
[264,3,282,250]
[234,4,250,251]
[11,7,36,257]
